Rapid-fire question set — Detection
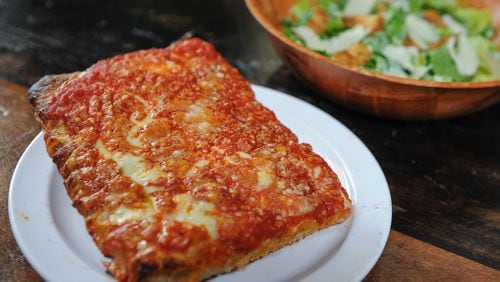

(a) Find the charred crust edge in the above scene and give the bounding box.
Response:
[27,72,79,124]
[137,263,157,281]
[135,260,180,281]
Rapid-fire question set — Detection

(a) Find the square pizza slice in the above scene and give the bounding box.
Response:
[28,38,352,282]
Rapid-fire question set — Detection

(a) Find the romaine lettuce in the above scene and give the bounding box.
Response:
[468,36,500,81]
[385,7,408,44]
[429,46,469,82]
[364,53,389,72]
[282,20,305,44]
[453,8,492,36]
[424,0,456,13]
[322,16,347,37]
[409,0,425,13]
[282,0,499,82]
[292,0,313,25]
[363,32,390,53]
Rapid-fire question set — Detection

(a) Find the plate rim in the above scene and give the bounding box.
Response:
[9,84,392,282]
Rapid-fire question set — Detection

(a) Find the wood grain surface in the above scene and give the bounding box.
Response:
[0,80,41,281]
[0,81,498,281]
[0,0,499,280]
[366,231,500,282]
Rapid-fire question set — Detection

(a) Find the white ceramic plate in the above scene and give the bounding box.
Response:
[9,85,391,282]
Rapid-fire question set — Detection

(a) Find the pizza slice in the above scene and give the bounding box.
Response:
[28,38,352,282]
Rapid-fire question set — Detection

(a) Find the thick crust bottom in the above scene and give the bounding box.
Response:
[28,40,352,282]
[143,213,351,282]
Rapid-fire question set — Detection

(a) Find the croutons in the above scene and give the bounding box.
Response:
[423,10,445,28]
[332,43,372,67]
[343,15,384,34]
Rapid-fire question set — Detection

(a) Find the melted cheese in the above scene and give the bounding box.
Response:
[185,104,204,120]
[168,193,218,239]
[197,121,211,133]
[382,45,418,71]
[314,167,322,178]
[127,114,154,147]
[107,204,154,224]
[237,152,251,159]
[382,44,431,79]
[325,25,369,54]
[39,38,353,281]
[343,0,376,16]
[257,168,273,190]
[96,140,167,185]
[127,96,153,147]
[447,35,479,76]
[224,156,239,165]
[292,26,325,51]
[293,25,369,55]
[185,159,209,178]
[406,14,439,49]
[184,104,212,134]
[51,124,71,143]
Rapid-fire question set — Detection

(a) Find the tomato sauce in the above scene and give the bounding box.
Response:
[43,38,351,281]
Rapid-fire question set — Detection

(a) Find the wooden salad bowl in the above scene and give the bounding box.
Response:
[246,0,500,120]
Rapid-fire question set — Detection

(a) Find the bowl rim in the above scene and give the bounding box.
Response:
[245,0,500,89]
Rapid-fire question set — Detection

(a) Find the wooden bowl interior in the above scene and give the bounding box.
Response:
[254,0,500,38]
[248,0,500,89]
[247,0,500,119]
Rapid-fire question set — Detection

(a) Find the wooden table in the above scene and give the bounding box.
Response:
[0,0,499,281]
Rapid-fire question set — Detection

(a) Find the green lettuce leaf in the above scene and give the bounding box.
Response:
[424,0,457,13]
[385,7,408,44]
[474,51,500,81]
[317,0,333,10]
[363,32,390,53]
[438,27,452,37]
[317,0,348,15]
[321,16,347,38]
[364,53,413,78]
[453,8,492,36]
[282,20,305,44]
[385,57,410,77]
[468,36,500,81]
[292,0,313,25]
[468,35,493,59]
[337,0,349,10]
[409,0,426,13]
[415,52,428,67]
[364,53,389,72]
[429,46,470,82]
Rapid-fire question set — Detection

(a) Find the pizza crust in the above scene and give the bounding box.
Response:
[28,38,352,282]
[28,73,78,127]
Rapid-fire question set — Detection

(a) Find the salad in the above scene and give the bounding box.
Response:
[282,0,500,82]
